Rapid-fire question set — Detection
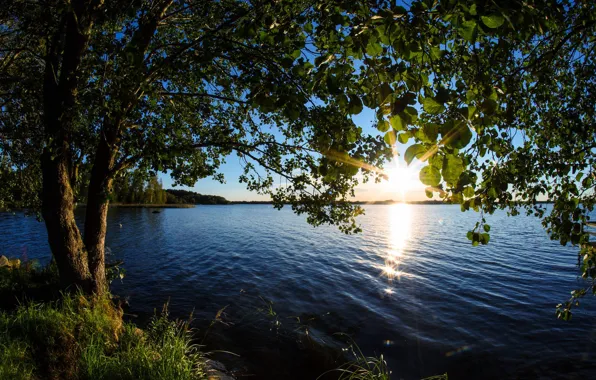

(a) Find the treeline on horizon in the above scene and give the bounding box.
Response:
[111,170,229,205]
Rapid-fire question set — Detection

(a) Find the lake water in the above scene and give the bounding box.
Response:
[1,204,596,379]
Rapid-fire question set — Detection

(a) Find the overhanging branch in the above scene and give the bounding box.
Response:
[159,92,246,104]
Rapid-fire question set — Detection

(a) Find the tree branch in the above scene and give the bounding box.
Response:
[159,91,246,104]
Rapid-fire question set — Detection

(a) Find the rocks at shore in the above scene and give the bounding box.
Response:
[0,255,20,269]
[205,359,235,380]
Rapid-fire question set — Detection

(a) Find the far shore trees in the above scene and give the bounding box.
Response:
[111,171,167,205]
[1,0,595,317]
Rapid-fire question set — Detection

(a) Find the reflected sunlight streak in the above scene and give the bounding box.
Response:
[381,203,412,284]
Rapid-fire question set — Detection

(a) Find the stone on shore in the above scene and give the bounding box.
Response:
[205,359,235,380]
[0,256,22,269]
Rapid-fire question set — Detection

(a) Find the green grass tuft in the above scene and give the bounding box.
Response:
[0,338,36,380]
[318,336,449,380]
[0,293,206,380]
[80,304,206,380]
[318,339,391,380]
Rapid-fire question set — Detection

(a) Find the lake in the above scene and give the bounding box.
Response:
[1,204,595,379]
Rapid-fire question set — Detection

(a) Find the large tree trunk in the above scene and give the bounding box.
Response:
[84,137,118,295]
[40,4,96,292]
[38,1,169,294]
[41,148,91,290]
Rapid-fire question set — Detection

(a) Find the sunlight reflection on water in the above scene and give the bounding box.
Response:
[380,203,412,283]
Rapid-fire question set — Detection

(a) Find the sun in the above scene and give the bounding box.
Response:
[383,165,418,198]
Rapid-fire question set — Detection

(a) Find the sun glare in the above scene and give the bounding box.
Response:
[383,164,418,202]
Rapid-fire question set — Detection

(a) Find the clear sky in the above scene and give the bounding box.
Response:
[159,106,430,202]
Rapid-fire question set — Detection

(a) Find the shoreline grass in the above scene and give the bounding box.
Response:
[0,293,207,380]
[0,261,208,380]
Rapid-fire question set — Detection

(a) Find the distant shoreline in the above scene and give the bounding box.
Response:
[96,203,194,208]
[225,200,450,205]
[227,200,555,205]
[1,200,556,213]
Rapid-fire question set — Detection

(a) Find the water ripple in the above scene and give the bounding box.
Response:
[1,204,596,378]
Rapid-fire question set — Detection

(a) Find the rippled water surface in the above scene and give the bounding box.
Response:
[1,204,596,379]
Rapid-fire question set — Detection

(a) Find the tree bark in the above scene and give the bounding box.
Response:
[81,0,173,294]
[39,0,170,294]
[41,148,91,290]
[84,137,118,295]
[40,4,95,292]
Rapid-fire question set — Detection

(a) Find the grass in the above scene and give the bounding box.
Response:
[317,339,391,380]
[0,260,61,311]
[317,336,449,380]
[0,289,207,380]
[79,304,206,380]
[0,260,59,293]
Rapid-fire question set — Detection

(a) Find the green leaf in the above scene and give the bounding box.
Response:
[442,154,464,185]
[397,132,410,144]
[422,97,445,114]
[419,166,441,186]
[384,131,396,145]
[326,75,340,95]
[448,122,472,149]
[285,106,300,121]
[469,4,477,16]
[483,224,491,232]
[378,82,393,104]
[467,106,477,120]
[481,14,505,29]
[488,187,498,198]
[429,154,443,170]
[337,93,349,110]
[404,144,426,165]
[463,186,475,198]
[377,119,390,132]
[390,114,406,131]
[348,94,363,114]
[420,123,439,142]
[458,19,477,42]
[404,106,418,121]
[480,233,490,244]
[481,99,498,115]
[366,42,383,56]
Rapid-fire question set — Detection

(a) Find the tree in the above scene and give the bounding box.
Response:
[322,0,594,319]
[1,0,595,316]
[0,0,389,293]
